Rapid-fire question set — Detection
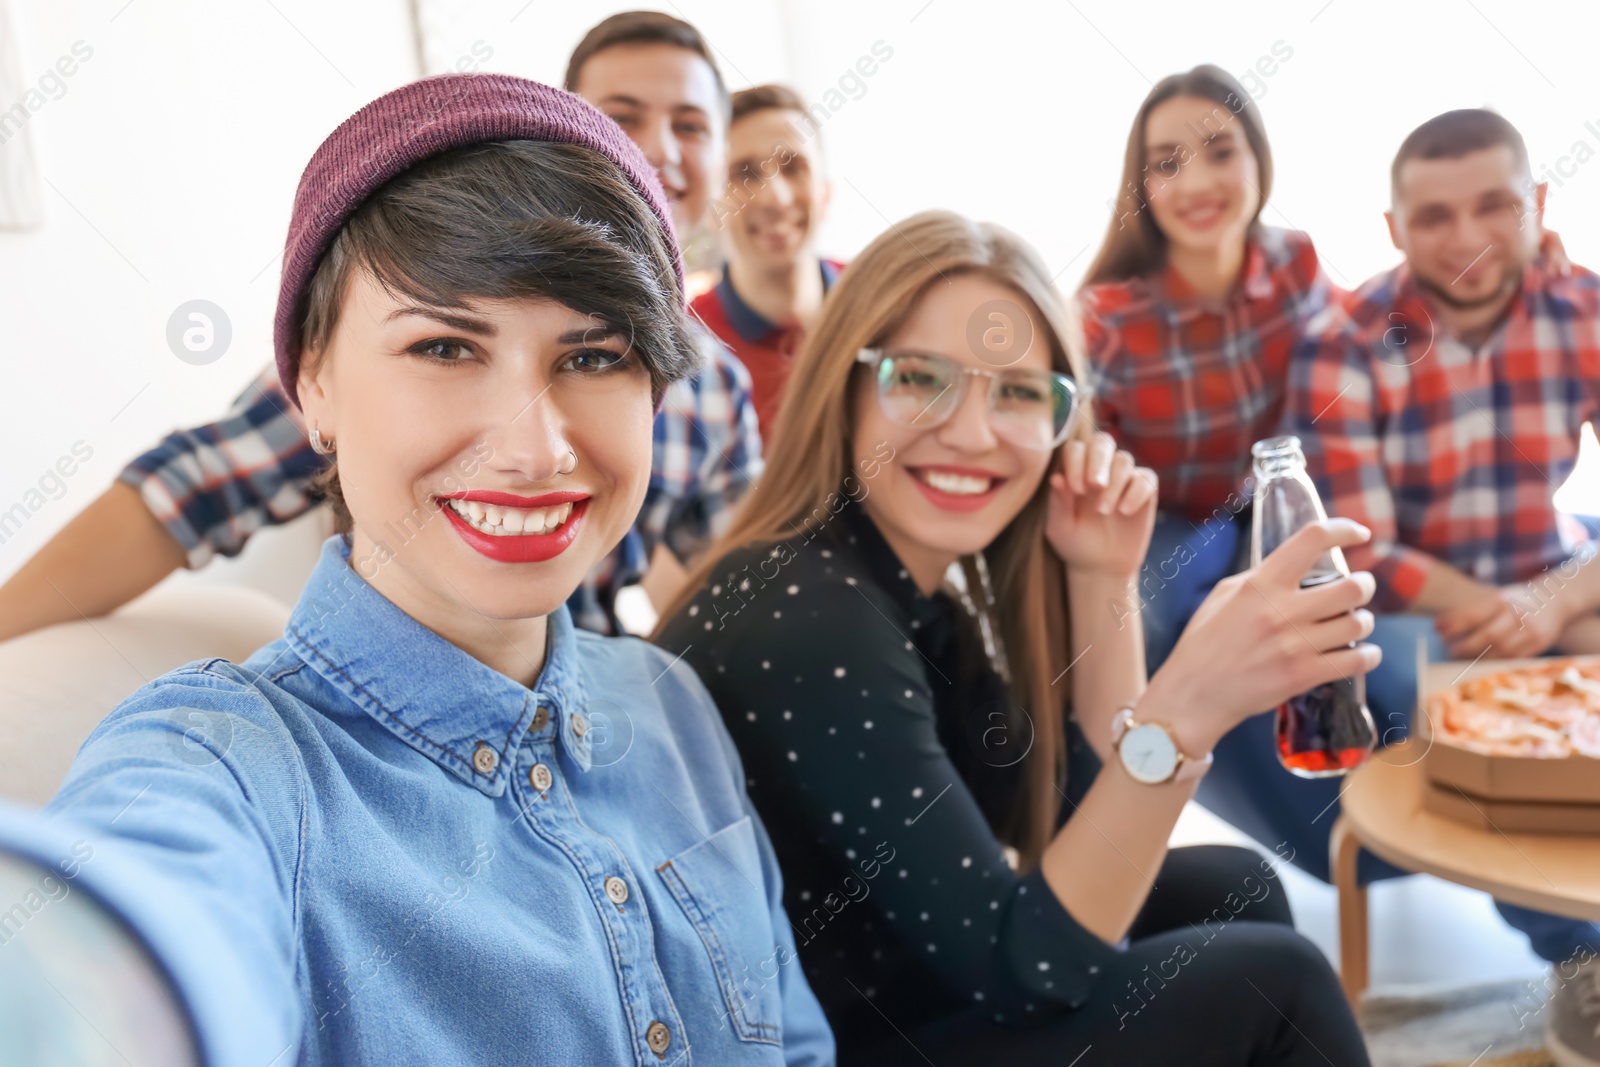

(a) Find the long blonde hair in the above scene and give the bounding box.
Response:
[656,210,1093,869]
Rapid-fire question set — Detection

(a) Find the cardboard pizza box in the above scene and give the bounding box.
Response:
[1422,778,1600,835]
[1415,644,1600,805]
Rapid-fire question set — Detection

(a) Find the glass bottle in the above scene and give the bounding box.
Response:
[1250,435,1377,777]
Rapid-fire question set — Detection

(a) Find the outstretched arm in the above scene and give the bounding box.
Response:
[0,666,307,1064]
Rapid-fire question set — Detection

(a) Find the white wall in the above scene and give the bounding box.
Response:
[3,0,1599,592]
[0,1,420,587]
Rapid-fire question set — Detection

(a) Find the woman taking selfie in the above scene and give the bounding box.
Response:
[654,209,1380,1064]
[0,75,831,1066]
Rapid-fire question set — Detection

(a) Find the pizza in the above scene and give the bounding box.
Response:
[1429,657,1600,759]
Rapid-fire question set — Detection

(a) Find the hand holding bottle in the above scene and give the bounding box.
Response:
[1141,518,1382,760]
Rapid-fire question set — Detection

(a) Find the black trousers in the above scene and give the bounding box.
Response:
[844,845,1371,1067]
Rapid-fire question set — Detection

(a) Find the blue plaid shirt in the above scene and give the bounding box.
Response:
[118,323,763,633]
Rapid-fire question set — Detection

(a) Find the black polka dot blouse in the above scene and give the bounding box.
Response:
[653,494,1118,1046]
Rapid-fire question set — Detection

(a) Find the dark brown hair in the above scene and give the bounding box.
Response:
[730,83,807,125]
[1390,108,1530,201]
[1083,64,1274,286]
[301,139,698,535]
[563,10,729,115]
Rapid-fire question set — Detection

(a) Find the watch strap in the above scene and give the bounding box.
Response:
[1110,706,1134,746]
[1174,749,1214,782]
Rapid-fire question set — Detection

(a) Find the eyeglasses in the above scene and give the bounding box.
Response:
[855,347,1079,452]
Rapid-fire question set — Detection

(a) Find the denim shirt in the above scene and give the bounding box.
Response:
[0,535,833,1067]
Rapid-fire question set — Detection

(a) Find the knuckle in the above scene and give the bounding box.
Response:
[1355,609,1375,639]
[1286,660,1320,695]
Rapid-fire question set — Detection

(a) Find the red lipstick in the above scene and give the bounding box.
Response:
[438,489,588,508]
[436,492,590,563]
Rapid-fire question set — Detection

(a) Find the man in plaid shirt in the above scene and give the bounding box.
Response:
[0,12,761,640]
[1287,108,1600,664]
[1278,110,1600,1010]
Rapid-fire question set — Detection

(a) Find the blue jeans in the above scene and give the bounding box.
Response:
[1138,520,1600,965]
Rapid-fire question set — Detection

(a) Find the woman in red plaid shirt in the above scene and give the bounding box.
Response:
[1076,63,1340,673]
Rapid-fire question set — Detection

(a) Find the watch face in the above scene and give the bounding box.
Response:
[1120,723,1178,784]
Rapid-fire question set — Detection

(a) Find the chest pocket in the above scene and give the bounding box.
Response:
[656,816,784,1046]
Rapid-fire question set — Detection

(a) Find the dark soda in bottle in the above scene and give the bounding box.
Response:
[1249,435,1377,778]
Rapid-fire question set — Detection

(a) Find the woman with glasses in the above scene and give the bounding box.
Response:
[653,209,1379,1064]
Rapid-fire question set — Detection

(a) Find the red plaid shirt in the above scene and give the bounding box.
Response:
[1080,227,1336,522]
[1283,256,1600,612]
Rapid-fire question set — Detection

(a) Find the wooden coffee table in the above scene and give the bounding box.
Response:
[1331,740,1600,1006]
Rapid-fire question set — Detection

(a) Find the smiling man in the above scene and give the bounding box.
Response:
[565,13,724,263]
[692,84,844,440]
[1288,109,1600,661]
[1282,108,1600,1065]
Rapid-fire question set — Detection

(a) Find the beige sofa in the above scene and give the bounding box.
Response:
[0,511,327,808]
[0,582,292,807]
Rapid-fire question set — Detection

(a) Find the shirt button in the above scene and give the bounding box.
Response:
[646,1021,670,1056]
[604,876,629,905]
[472,743,497,775]
[572,713,589,738]
[531,705,550,732]
[529,763,553,792]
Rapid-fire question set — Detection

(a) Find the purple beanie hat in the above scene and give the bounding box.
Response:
[272,72,683,410]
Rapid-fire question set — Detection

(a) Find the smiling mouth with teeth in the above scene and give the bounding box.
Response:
[914,469,996,496]
[442,497,575,537]
[905,465,1007,514]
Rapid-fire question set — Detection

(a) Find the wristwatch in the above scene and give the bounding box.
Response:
[1111,707,1213,785]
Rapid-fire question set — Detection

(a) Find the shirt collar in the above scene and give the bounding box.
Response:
[1383,256,1542,349]
[830,496,947,629]
[284,535,595,798]
[1156,234,1274,312]
[714,258,841,344]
